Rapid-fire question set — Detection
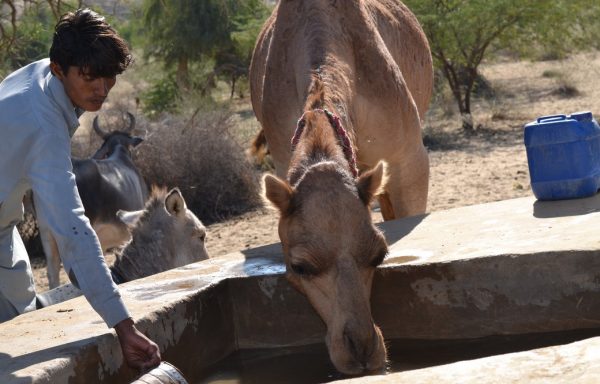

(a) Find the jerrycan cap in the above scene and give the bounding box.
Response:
[569,111,593,122]
[535,111,593,125]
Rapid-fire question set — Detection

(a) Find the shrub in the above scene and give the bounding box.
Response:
[132,107,263,224]
[542,69,562,78]
[140,75,180,118]
[549,73,580,98]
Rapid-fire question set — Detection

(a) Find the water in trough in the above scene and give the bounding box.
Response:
[194,328,600,383]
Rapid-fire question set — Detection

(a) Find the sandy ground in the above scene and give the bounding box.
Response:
[31,51,600,291]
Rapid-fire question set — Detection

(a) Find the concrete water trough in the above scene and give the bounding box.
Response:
[2,194,600,383]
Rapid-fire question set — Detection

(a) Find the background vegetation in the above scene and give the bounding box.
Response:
[403,0,600,130]
[2,0,271,226]
[3,0,600,227]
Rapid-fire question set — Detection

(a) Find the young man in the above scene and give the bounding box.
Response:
[0,9,161,370]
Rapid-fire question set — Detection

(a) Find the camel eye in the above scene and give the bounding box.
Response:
[371,249,387,267]
[290,262,317,277]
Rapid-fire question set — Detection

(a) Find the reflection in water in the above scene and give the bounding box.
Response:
[195,328,600,383]
[196,344,342,384]
[382,255,419,265]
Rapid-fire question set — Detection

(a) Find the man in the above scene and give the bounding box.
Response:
[0,8,161,370]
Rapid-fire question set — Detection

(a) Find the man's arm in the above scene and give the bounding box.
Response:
[28,131,160,369]
[28,131,128,326]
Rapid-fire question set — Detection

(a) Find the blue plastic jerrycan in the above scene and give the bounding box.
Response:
[524,111,600,200]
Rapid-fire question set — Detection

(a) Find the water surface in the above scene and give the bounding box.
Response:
[195,328,600,383]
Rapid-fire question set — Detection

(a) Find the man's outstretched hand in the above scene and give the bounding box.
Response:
[115,317,161,371]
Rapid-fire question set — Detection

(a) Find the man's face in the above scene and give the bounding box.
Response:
[50,62,116,112]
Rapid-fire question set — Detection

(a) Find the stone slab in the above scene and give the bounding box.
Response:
[380,194,600,264]
[337,335,600,384]
[1,194,600,383]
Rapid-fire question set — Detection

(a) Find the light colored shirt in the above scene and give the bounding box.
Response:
[0,59,129,327]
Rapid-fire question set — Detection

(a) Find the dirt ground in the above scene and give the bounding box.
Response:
[31,51,600,292]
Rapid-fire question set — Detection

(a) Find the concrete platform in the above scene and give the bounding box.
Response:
[339,335,600,383]
[2,194,600,383]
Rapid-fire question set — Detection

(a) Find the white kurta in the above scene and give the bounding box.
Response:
[0,59,129,327]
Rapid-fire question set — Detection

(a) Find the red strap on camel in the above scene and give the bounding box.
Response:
[292,109,358,178]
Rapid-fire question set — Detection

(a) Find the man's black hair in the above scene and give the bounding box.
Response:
[49,8,132,78]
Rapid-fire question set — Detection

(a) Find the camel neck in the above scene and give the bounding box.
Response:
[288,108,357,186]
[292,108,357,177]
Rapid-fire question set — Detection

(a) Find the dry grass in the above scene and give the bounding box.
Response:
[133,108,263,224]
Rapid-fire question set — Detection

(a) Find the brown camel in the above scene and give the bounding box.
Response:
[249,0,433,375]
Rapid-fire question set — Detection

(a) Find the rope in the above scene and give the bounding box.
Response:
[291,109,358,178]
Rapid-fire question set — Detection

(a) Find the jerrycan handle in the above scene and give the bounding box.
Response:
[537,114,567,124]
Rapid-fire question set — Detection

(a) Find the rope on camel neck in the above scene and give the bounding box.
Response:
[291,108,358,178]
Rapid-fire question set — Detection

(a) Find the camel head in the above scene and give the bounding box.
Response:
[263,159,389,375]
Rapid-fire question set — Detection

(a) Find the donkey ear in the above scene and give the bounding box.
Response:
[117,209,144,230]
[263,174,293,214]
[356,161,388,206]
[166,188,186,217]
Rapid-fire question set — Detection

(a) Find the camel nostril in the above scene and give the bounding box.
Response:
[343,325,368,366]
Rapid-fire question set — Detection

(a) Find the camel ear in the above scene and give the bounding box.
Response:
[356,161,388,206]
[166,188,186,217]
[263,174,293,214]
[117,209,144,230]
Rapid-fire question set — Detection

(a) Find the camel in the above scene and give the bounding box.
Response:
[249,0,433,375]
[37,186,209,306]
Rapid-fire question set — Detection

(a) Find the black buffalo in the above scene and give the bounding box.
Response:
[40,112,148,288]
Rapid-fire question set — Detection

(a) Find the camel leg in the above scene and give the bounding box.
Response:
[383,147,429,220]
[377,193,396,221]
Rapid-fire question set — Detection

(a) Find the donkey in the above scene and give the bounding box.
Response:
[36,187,209,306]
[110,186,209,283]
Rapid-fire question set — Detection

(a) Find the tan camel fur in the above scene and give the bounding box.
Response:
[250,0,433,375]
[111,187,209,282]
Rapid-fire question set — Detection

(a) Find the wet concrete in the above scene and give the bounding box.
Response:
[2,194,600,383]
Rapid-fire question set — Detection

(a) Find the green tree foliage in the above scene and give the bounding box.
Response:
[0,1,82,77]
[403,0,599,130]
[6,5,54,69]
[140,74,180,118]
[216,0,271,99]
[138,0,233,89]
[0,0,19,56]
[136,0,270,101]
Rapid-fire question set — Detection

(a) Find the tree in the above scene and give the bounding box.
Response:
[138,0,234,89]
[403,0,598,130]
[0,0,19,54]
[0,1,76,77]
[215,0,271,98]
[136,0,271,97]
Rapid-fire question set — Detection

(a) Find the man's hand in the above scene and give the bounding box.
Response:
[114,318,161,371]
